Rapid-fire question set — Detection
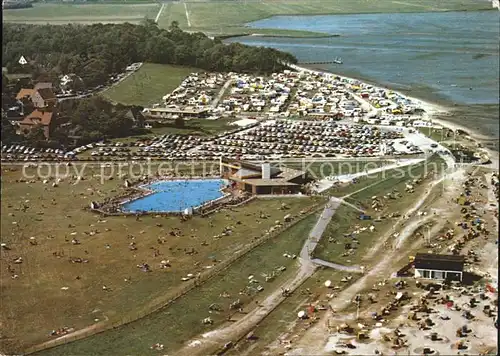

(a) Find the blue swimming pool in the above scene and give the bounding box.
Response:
[121,179,228,213]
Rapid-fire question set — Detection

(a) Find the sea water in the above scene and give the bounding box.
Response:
[227,11,499,139]
[122,179,227,213]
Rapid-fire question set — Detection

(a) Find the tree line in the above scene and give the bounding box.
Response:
[2,20,297,88]
[1,95,145,148]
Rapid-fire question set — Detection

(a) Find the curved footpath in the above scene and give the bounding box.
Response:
[299,197,364,272]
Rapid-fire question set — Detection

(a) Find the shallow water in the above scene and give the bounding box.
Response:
[227,11,499,140]
[122,179,226,213]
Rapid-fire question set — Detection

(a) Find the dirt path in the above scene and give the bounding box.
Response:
[310,258,363,273]
[363,173,445,260]
[338,199,364,212]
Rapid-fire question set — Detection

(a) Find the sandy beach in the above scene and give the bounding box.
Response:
[290,63,499,169]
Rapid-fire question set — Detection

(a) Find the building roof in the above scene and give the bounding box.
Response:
[414,253,465,272]
[16,88,35,100]
[36,88,56,100]
[19,109,54,126]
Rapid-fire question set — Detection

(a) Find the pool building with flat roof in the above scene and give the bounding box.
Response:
[220,158,309,195]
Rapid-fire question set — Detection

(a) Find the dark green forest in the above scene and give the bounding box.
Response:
[2,20,297,87]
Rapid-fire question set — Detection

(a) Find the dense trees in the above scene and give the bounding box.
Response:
[2,21,297,87]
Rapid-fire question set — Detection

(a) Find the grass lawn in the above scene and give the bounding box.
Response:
[344,155,446,203]
[34,212,319,355]
[326,156,442,197]
[282,159,391,181]
[100,63,199,107]
[158,2,190,28]
[2,3,160,24]
[227,268,357,355]
[416,126,448,142]
[4,1,491,37]
[315,155,447,265]
[0,163,318,353]
[149,118,239,136]
[5,73,32,80]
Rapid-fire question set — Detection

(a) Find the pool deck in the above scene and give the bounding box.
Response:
[95,176,232,215]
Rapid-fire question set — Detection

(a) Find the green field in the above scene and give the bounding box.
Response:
[2,3,160,24]
[149,118,239,136]
[315,155,447,264]
[226,268,357,355]
[101,63,199,107]
[35,213,319,355]
[0,163,317,353]
[326,158,432,197]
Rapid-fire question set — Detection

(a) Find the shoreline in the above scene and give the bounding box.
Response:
[289,63,499,169]
[301,64,499,141]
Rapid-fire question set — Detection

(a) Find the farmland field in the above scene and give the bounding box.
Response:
[2,3,160,24]
[101,63,200,107]
[0,163,318,353]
